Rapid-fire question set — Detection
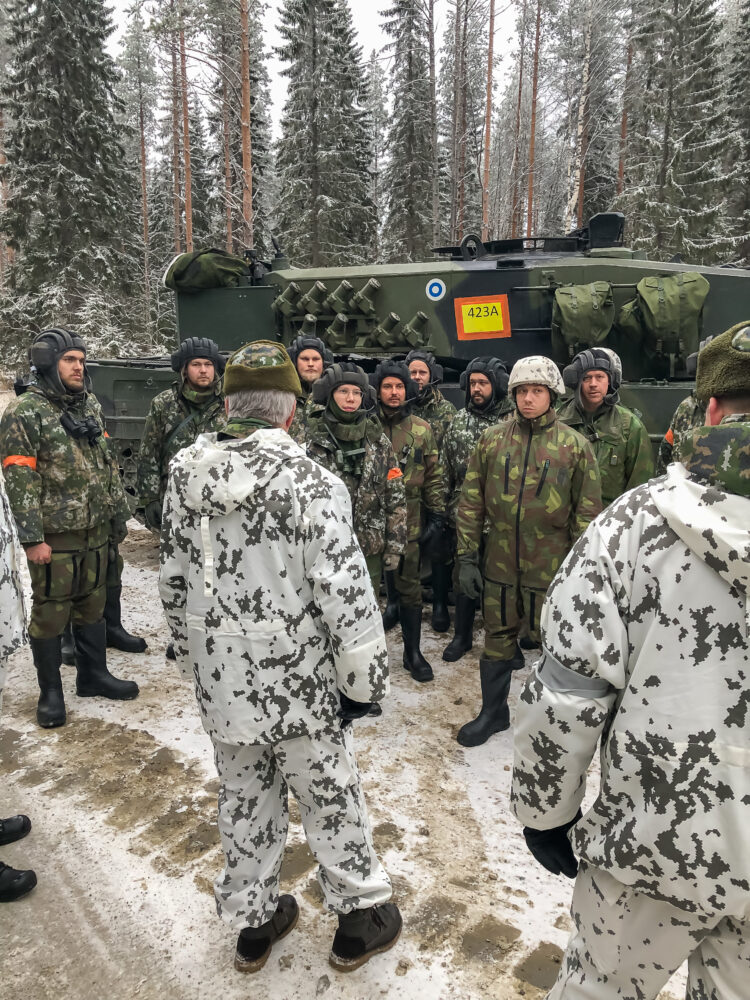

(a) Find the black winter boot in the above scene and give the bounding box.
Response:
[457,658,514,747]
[329,903,402,972]
[235,895,299,973]
[60,624,75,666]
[442,594,476,661]
[73,620,139,701]
[104,585,147,653]
[30,636,66,729]
[430,561,451,632]
[381,571,400,631]
[0,862,37,903]
[400,605,433,682]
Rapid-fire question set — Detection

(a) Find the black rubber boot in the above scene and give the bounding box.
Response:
[457,658,514,747]
[400,605,433,682]
[165,642,176,660]
[60,624,75,666]
[518,635,541,651]
[329,903,402,972]
[0,862,37,903]
[0,815,31,846]
[381,571,400,631]
[73,620,139,701]
[442,594,476,661]
[235,895,299,973]
[30,636,66,729]
[104,585,147,653]
[430,561,451,632]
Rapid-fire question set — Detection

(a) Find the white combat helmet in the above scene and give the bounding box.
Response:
[507,356,566,397]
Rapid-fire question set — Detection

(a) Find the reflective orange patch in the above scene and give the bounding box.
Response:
[664,428,674,446]
[387,467,403,480]
[2,455,37,470]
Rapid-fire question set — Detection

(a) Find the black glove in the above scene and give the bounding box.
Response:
[523,809,582,879]
[457,552,483,599]
[144,500,163,532]
[419,512,450,560]
[337,693,373,728]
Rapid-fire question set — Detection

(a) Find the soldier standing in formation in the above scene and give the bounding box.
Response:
[159,341,401,973]
[0,329,138,728]
[655,336,712,474]
[455,356,602,747]
[374,360,446,682]
[287,334,333,445]
[511,322,750,999]
[441,357,512,662]
[557,347,653,506]
[303,363,406,595]
[0,467,36,903]
[136,336,226,533]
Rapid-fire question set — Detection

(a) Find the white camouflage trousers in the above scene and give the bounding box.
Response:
[212,725,392,930]
[549,862,750,1000]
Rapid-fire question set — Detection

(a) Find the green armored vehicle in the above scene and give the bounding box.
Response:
[88,213,750,490]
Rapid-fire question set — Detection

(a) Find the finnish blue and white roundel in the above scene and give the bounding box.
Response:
[425,278,446,302]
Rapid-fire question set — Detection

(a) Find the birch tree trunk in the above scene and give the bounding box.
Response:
[481,0,495,240]
[137,77,151,318]
[170,3,182,255]
[427,0,440,246]
[617,41,633,195]
[509,0,527,238]
[449,0,463,241]
[178,4,193,253]
[456,0,470,241]
[564,2,592,230]
[239,0,254,249]
[526,0,542,237]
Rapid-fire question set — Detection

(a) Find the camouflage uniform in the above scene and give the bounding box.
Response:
[159,424,392,929]
[304,406,406,591]
[556,398,654,506]
[288,390,315,447]
[412,386,456,452]
[456,408,602,658]
[380,409,444,606]
[0,470,28,711]
[136,379,225,508]
[0,382,131,638]
[655,390,706,474]
[511,414,750,999]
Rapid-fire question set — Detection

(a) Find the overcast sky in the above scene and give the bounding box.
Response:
[107,1,515,137]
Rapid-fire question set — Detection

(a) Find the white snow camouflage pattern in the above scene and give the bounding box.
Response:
[512,461,750,921]
[0,469,28,709]
[158,427,389,745]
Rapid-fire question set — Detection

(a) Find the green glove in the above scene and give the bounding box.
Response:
[458,554,483,599]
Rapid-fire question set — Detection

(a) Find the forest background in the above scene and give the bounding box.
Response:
[0,0,748,359]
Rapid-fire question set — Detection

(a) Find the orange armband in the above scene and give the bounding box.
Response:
[2,455,37,470]
[664,429,674,446]
[387,467,403,480]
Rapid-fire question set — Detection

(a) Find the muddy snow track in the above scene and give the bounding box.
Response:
[0,523,685,1000]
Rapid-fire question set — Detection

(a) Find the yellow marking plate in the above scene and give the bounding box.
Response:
[454,294,511,340]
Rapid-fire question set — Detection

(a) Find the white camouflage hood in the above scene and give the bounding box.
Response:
[177,427,302,517]
[651,463,750,599]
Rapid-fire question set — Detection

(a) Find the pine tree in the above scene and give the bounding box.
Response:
[381,0,435,260]
[365,49,389,260]
[275,0,375,266]
[620,0,734,263]
[726,0,750,261]
[0,0,139,353]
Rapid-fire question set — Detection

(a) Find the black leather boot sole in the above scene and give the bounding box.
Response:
[234,895,299,973]
[329,903,403,972]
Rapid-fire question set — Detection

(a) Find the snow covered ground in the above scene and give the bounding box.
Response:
[0,520,688,1000]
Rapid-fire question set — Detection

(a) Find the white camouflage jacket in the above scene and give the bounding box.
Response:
[0,470,28,707]
[158,427,389,746]
[511,462,750,919]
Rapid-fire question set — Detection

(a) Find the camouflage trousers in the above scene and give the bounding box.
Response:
[365,553,383,596]
[395,540,422,607]
[549,862,750,1000]
[212,726,392,930]
[28,523,110,639]
[482,577,546,659]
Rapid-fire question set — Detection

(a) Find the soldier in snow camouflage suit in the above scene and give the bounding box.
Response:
[441,357,513,663]
[0,329,138,729]
[304,363,406,593]
[159,340,401,974]
[511,321,750,1000]
[455,355,601,748]
[0,469,37,903]
[557,347,653,506]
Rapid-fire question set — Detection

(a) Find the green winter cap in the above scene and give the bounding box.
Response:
[695,322,750,403]
[223,340,302,397]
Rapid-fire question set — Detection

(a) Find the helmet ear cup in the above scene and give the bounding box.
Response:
[30,328,81,373]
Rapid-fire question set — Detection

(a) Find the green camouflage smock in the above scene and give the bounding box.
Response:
[656,390,707,474]
[288,392,315,447]
[557,399,654,506]
[304,408,407,561]
[456,408,602,590]
[412,386,456,451]
[441,397,514,526]
[136,381,225,506]
[380,409,444,541]
[0,383,131,546]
